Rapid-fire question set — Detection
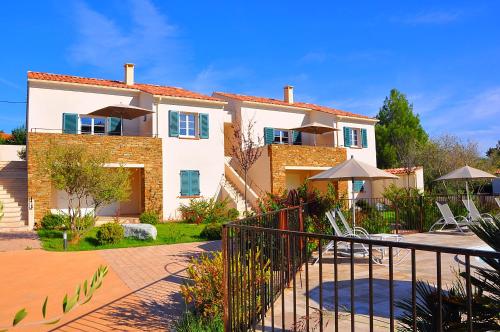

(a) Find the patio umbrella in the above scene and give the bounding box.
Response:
[435,165,496,214]
[308,156,398,230]
[88,104,154,120]
[290,122,339,146]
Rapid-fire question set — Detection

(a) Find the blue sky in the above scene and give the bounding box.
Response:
[1,0,499,153]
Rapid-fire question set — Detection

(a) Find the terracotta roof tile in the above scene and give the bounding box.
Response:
[28,72,222,102]
[214,92,373,119]
[0,133,12,140]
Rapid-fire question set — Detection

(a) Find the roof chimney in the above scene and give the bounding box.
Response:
[284,85,294,104]
[124,63,135,85]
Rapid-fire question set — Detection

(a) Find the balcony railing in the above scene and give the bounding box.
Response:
[222,203,500,331]
[30,128,157,138]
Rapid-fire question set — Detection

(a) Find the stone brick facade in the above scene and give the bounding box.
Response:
[268,144,348,195]
[27,133,163,224]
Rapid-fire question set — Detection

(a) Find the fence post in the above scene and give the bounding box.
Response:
[395,205,399,235]
[419,195,424,232]
[222,225,230,331]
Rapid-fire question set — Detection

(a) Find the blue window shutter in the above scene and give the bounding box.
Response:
[199,113,209,139]
[343,127,352,147]
[191,170,200,195]
[361,128,368,148]
[169,111,179,137]
[292,130,302,145]
[180,171,190,196]
[353,180,364,193]
[108,117,122,135]
[62,113,78,134]
[264,127,274,144]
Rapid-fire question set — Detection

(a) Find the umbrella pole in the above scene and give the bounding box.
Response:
[352,178,356,232]
[466,180,470,219]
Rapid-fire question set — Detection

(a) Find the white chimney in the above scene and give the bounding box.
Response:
[284,85,294,104]
[124,63,135,85]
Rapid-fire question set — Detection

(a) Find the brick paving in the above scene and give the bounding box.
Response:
[0,231,41,251]
[53,241,220,331]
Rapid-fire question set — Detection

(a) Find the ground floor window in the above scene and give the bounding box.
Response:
[353,180,365,193]
[180,170,200,196]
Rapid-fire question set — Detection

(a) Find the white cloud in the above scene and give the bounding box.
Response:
[191,65,251,94]
[395,10,461,25]
[68,0,183,80]
[417,87,500,153]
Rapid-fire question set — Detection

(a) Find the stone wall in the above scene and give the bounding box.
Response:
[268,144,348,195]
[27,133,163,224]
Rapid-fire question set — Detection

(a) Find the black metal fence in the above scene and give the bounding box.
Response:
[337,194,499,233]
[222,204,500,331]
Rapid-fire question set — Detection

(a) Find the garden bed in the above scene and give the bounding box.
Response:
[38,222,207,251]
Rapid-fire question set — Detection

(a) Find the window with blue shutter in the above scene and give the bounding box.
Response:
[361,128,368,148]
[180,170,200,196]
[108,117,121,136]
[264,127,274,145]
[343,127,352,147]
[169,111,179,137]
[62,113,78,134]
[353,180,364,193]
[292,130,302,145]
[199,113,209,139]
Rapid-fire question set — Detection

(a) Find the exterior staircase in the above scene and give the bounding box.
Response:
[0,161,29,231]
[222,157,259,216]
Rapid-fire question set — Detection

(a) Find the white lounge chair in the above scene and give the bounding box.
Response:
[430,202,472,232]
[495,197,500,209]
[314,209,405,265]
[334,208,402,242]
[462,199,494,222]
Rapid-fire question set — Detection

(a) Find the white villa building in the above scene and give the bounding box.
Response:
[1,64,383,229]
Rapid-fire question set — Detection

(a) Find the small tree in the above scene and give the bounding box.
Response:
[229,120,263,213]
[40,144,130,242]
[375,89,428,169]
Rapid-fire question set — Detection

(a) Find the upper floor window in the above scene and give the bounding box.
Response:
[169,111,209,139]
[351,128,360,147]
[264,127,302,145]
[179,113,197,138]
[80,117,107,135]
[273,129,289,144]
[343,127,368,148]
[62,113,121,135]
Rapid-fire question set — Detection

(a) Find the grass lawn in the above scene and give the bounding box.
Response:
[38,222,208,251]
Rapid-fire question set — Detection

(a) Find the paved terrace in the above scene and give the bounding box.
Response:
[261,232,486,332]
[0,239,219,332]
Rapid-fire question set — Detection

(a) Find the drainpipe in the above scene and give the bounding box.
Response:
[155,97,162,137]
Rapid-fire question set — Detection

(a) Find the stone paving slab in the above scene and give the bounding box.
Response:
[0,231,41,251]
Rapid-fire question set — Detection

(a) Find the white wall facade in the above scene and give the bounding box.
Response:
[0,145,25,161]
[156,100,227,219]
[27,81,149,136]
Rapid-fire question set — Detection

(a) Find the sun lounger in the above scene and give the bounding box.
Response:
[430,202,472,232]
[462,199,494,222]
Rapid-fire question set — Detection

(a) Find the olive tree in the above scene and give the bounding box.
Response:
[40,144,130,242]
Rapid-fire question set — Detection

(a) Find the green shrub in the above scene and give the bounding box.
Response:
[175,311,223,332]
[200,223,222,240]
[75,213,95,231]
[179,198,238,224]
[41,213,68,230]
[96,222,124,245]
[139,211,160,225]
